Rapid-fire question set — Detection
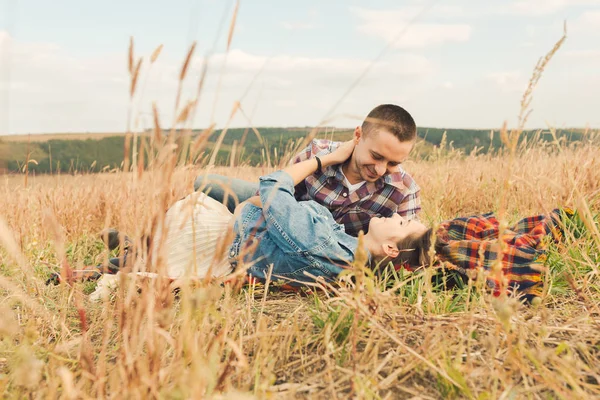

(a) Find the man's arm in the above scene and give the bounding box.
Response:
[395,173,421,220]
[397,191,421,220]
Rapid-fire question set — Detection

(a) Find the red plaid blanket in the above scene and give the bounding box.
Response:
[433,209,570,300]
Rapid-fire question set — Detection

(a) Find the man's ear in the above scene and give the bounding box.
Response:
[354,126,362,144]
[381,243,399,258]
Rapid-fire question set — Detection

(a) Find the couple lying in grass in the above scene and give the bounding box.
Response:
[48,104,571,303]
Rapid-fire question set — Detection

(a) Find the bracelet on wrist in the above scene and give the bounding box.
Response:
[315,156,323,173]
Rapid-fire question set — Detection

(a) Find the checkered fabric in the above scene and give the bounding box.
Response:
[292,139,421,237]
[434,209,571,300]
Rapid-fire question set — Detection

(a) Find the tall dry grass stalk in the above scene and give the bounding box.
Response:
[488,28,567,316]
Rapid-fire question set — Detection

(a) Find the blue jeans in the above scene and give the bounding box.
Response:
[194,174,259,213]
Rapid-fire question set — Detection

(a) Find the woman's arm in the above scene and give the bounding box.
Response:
[283,140,355,186]
[229,140,355,253]
[236,140,356,211]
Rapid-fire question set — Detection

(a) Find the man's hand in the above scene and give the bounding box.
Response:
[322,140,355,167]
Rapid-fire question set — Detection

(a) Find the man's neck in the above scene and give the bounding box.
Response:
[341,160,362,185]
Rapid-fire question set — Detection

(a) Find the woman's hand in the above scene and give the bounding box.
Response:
[322,140,355,167]
[280,139,356,187]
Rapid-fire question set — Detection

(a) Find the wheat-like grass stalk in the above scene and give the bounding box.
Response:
[209,0,240,126]
[170,41,197,146]
[227,1,239,51]
[150,44,163,63]
[129,58,142,99]
[492,28,567,318]
[179,42,196,83]
[128,36,134,75]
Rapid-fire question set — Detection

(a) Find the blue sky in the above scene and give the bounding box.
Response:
[1,0,599,134]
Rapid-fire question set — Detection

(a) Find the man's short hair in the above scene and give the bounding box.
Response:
[361,104,417,142]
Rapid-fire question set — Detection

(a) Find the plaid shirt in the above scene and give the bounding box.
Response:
[434,209,569,300]
[292,139,421,237]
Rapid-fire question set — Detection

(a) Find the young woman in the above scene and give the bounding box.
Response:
[393,208,571,302]
[50,140,570,303]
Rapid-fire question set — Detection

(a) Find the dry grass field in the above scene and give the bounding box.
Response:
[0,134,599,399]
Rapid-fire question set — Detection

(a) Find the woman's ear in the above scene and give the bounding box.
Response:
[381,243,399,258]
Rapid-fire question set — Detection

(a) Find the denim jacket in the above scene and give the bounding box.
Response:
[228,170,360,285]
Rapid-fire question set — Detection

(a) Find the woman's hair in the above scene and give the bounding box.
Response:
[390,228,434,269]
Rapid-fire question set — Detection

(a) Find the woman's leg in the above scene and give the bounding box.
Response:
[46,252,132,285]
[48,193,235,285]
[194,174,259,213]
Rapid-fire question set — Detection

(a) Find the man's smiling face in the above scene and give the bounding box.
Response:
[348,126,414,183]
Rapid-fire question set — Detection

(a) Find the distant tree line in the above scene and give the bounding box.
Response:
[0,127,587,174]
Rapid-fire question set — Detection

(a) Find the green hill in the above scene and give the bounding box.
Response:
[0,127,589,174]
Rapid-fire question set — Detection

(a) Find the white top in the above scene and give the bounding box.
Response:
[341,170,366,194]
[91,192,235,301]
[152,192,234,279]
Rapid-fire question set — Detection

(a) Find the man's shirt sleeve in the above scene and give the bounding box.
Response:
[392,168,422,220]
[290,139,332,165]
[291,141,313,164]
[289,139,329,199]
[397,184,421,220]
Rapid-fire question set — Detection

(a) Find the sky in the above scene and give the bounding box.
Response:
[0,0,599,134]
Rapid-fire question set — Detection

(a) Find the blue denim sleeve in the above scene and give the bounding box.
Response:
[259,170,330,253]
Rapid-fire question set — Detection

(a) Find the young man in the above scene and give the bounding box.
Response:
[194,104,421,236]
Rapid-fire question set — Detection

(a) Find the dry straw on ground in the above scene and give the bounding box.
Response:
[1,133,599,399]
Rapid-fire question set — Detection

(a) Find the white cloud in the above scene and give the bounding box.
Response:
[507,0,600,15]
[564,49,600,61]
[216,49,434,78]
[1,32,132,133]
[573,10,600,31]
[201,50,437,125]
[274,99,297,108]
[486,71,526,93]
[351,7,472,49]
[579,9,600,23]
[280,22,314,30]
[0,32,437,133]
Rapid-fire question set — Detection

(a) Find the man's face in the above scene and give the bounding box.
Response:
[350,127,414,182]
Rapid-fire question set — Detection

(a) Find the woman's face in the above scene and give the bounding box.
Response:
[367,214,427,243]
